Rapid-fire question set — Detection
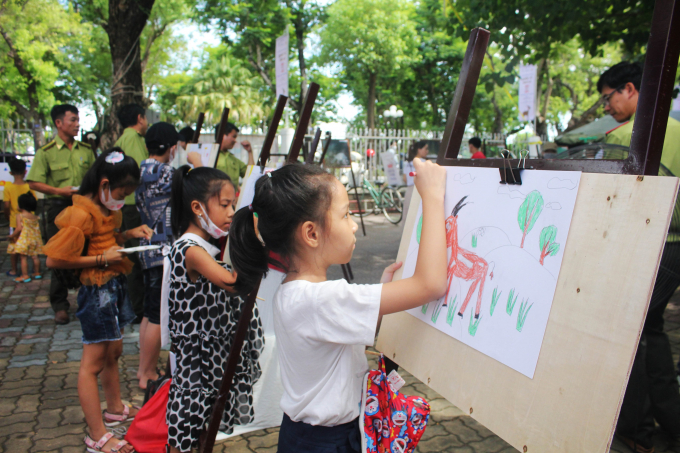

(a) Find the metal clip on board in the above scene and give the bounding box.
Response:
[499,150,526,185]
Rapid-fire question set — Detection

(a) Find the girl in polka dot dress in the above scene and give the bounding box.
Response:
[166,166,264,453]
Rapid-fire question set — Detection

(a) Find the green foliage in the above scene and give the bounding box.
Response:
[468,312,481,336]
[172,49,266,127]
[0,0,90,122]
[446,295,458,326]
[506,288,518,315]
[539,225,560,265]
[490,287,501,316]
[319,0,420,126]
[516,299,533,332]
[518,191,544,247]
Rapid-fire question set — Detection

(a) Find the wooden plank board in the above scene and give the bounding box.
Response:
[376,173,679,453]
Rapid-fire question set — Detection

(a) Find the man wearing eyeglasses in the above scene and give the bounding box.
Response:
[599,62,680,453]
[600,61,680,176]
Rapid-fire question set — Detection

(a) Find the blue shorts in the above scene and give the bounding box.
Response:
[143,266,163,325]
[277,413,361,453]
[76,275,136,344]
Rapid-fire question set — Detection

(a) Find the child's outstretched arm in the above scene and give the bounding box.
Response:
[47,246,125,269]
[380,158,448,316]
[185,246,238,291]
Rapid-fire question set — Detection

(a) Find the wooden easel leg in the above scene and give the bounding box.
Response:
[197,280,262,453]
[341,264,350,282]
[350,168,367,236]
[346,262,354,281]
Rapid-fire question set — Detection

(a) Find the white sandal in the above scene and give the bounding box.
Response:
[103,404,139,427]
[84,432,134,452]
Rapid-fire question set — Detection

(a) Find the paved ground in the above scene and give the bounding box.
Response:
[0,214,679,452]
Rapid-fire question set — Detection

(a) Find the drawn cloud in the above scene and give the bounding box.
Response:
[453,173,475,185]
[497,185,526,199]
[545,202,562,210]
[547,177,577,190]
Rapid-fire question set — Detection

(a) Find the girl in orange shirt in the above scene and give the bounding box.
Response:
[44,148,152,453]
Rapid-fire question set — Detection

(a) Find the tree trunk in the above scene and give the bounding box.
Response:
[293,16,308,116]
[536,59,553,137]
[367,72,377,129]
[491,90,503,134]
[100,0,156,150]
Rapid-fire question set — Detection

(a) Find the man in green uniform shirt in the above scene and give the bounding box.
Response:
[27,104,95,325]
[599,62,680,452]
[214,122,254,190]
[114,104,149,322]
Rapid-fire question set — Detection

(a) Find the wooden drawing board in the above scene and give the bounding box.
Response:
[376,173,679,452]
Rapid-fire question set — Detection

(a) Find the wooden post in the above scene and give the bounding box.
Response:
[214,108,231,150]
[629,0,680,175]
[192,112,205,144]
[258,95,288,170]
[287,82,320,163]
[306,128,322,164]
[198,280,262,453]
[318,132,332,166]
[437,28,490,165]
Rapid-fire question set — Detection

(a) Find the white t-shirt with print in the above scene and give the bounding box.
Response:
[273,279,382,426]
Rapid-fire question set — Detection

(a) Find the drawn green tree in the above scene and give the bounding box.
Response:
[518,191,544,248]
[539,225,560,265]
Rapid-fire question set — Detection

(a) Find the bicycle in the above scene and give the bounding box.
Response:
[347,178,403,224]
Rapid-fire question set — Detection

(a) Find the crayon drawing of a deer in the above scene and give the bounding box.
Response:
[443,196,489,319]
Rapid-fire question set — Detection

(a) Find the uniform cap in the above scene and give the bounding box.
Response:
[145,122,179,150]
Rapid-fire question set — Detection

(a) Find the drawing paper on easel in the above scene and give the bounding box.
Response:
[402,167,581,378]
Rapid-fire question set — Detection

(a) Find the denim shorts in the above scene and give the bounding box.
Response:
[76,275,136,344]
[277,414,361,453]
[143,266,163,325]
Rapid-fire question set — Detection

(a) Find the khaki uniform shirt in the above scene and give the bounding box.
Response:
[27,136,95,198]
[115,128,148,205]
[215,151,248,189]
[606,113,680,241]
[606,113,680,177]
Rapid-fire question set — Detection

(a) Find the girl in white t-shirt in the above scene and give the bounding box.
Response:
[229,158,447,452]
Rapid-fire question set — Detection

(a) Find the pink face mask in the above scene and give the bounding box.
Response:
[198,204,228,239]
[100,187,125,211]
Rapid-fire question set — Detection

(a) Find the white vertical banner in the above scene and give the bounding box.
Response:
[275,30,289,99]
[380,152,402,187]
[518,63,538,122]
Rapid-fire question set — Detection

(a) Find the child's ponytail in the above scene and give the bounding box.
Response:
[229,206,270,292]
[229,164,336,290]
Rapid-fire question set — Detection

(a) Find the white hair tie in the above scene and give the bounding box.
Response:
[105,152,124,164]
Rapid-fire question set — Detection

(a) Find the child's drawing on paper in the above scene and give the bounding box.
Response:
[404,167,581,378]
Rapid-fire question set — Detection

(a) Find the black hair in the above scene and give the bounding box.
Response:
[407,140,428,162]
[18,192,37,212]
[50,104,79,125]
[597,62,643,93]
[229,163,337,292]
[178,126,195,143]
[79,148,140,197]
[117,104,146,129]
[170,166,233,238]
[214,122,239,142]
[8,156,26,174]
[468,137,482,149]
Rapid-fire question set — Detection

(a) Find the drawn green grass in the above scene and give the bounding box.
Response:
[446,295,458,326]
[471,234,477,248]
[468,313,482,336]
[506,288,519,315]
[431,300,445,323]
[516,299,533,332]
[490,287,501,316]
[421,303,429,314]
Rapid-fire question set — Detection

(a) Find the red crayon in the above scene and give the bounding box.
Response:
[409,172,416,177]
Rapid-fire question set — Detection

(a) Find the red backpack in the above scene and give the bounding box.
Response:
[360,355,430,453]
[125,379,171,453]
